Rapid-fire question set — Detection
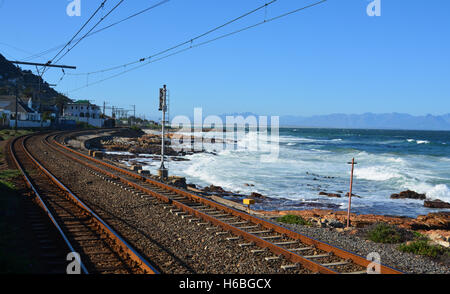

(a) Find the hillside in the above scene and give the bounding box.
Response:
[0,53,71,112]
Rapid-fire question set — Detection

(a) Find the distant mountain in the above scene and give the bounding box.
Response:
[279,113,450,131]
[0,53,71,112]
[214,112,450,131]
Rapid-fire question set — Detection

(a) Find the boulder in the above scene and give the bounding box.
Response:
[168,176,187,189]
[319,192,341,198]
[203,185,227,194]
[424,199,450,209]
[390,190,426,200]
[250,192,266,199]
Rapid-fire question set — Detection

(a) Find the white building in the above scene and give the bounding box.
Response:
[0,95,49,128]
[62,100,104,127]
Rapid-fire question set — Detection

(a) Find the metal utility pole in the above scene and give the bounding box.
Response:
[346,158,358,228]
[131,105,136,126]
[8,60,76,131]
[14,84,18,132]
[158,85,168,180]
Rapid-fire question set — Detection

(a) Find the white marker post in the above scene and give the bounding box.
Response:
[347,158,357,228]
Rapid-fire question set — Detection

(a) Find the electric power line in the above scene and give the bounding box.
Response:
[45,0,108,69]
[53,0,125,64]
[67,0,327,93]
[67,0,279,76]
[22,0,170,62]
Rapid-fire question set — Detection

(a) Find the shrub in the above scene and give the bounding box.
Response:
[367,223,403,244]
[276,215,311,226]
[398,240,449,258]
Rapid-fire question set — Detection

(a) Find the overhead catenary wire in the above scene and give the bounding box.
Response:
[67,0,327,93]
[45,0,108,69]
[43,0,125,76]
[68,0,279,76]
[21,0,170,62]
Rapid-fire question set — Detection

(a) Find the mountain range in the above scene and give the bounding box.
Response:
[217,112,450,131]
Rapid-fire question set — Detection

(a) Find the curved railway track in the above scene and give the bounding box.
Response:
[9,135,158,275]
[42,130,402,274]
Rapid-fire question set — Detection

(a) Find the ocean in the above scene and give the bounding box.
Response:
[133,128,450,218]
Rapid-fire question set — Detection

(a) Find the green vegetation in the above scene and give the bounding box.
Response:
[398,239,450,258]
[0,129,33,141]
[75,121,97,129]
[276,215,312,226]
[367,223,403,244]
[0,170,20,191]
[130,125,142,132]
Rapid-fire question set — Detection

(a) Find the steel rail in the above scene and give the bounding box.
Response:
[49,131,403,274]
[18,134,159,274]
[9,136,89,274]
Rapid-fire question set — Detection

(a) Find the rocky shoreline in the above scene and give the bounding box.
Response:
[84,129,450,255]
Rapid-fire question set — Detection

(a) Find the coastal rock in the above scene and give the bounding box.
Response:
[250,192,265,199]
[413,212,450,230]
[419,230,450,248]
[167,176,187,189]
[424,199,450,209]
[390,190,426,200]
[203,185,228,194]
[345,192,362,198]
[319,192,341,198]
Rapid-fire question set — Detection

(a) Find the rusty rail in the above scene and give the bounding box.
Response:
[49,131,403,274]
[9,135,89,274]
[14,134,159,274]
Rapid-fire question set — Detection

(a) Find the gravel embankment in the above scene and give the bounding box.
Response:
[271,220,450,274]
[26,135,310,274]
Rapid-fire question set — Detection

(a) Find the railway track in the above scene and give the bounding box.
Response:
[9,135,158,274]
[44,130,402,274]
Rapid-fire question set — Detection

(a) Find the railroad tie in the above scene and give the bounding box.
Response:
[289,246,313,252]
[265,256,280,261]
[273,241,297,246]
[188,218,201,223]
[249,230,272,234]
[281,264,299,270]
[214,214,232,218]
[228,221,248,225]
[217,217,236,222]
[321,261,350,267]
[250,249,266,254]
[260,235,282,240]
[197,222,209,226]
[238,225,259,230]
[226,236,240,241]
[238,242,254,247]
[215,231,229,235]
[303,253,332,259]
[343,270,367,275]
[181,214,194,219]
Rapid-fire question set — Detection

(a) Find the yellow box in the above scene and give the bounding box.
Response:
[243,199,255,205]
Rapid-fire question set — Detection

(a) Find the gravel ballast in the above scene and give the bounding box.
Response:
[272,220,449,274]
[26,134,310,274]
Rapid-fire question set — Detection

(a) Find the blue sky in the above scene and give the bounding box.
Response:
[0,0,449,120]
